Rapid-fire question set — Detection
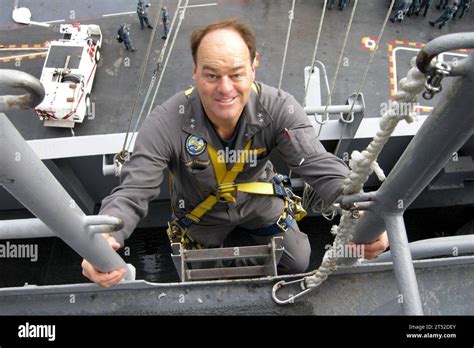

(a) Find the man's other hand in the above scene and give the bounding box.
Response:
[350,232,389,260]
[81,234,127,288]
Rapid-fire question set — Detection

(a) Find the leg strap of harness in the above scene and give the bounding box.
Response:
[246,174,307,237]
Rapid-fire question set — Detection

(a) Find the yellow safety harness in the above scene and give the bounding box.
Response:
[166,84,307,249]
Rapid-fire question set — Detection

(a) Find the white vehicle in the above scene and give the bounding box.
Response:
[35,23,102,128]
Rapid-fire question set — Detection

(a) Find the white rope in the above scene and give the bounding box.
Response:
[278,0,296,91]
[303,0,327,107]
[304,57,427,289]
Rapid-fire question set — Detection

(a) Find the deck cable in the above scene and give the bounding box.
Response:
[123,0,188,156]
[302,0,327,107]
[316,0,359,136]
[303,0,359,216]
[308,0,395,217]
[127,0,187,152]
[277,0,296,92]
[333,0,397,156]
[304,0,395,218]
[143,0,189,131]
[118,0,166,163]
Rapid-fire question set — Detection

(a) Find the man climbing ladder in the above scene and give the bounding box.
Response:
[82,18,388,288]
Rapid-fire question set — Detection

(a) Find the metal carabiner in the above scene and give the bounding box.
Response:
[422,62,451,101]
[271,277,314,305]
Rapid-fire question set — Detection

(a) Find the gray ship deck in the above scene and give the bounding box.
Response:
[1,0,473,140]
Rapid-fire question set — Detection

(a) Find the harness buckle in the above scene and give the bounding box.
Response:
[167,219,204,250]
[216,182,238,203]
[166,220,185,244]
[289,195,307,221]
[276,214,292,232]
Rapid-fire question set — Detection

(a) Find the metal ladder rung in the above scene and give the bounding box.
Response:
[184,245,271,262]
[186,265,266,281]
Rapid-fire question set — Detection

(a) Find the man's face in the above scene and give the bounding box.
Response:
[192,29,255,125]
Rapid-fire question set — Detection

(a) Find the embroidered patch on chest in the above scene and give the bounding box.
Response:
[185,135,207,156]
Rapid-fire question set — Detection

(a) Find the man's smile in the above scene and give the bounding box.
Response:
[215,95,239,105]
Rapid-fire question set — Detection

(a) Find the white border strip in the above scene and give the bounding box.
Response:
[179,3,217,8]
[43,19,65,24]
[103,11,136,17]
[27,132,138,160]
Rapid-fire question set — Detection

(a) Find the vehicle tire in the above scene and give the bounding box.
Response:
[95,49,101,63]
[85,94,92,118]
[61,73,81,84]
[86,37,97,45]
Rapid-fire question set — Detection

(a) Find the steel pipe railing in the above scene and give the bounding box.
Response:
[345,37,474,315]
[0,69,134,280]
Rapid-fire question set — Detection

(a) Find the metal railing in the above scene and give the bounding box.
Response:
[338,33,474,314]
[0,69,135,280]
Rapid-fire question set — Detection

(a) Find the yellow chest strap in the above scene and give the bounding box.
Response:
[178,81,304,225]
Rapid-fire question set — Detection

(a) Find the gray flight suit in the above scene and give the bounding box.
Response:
[99,82,350,274]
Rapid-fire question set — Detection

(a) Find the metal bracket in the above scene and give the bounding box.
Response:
[334,92,366,157]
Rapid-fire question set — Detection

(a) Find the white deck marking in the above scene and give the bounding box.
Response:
[103,11,136,17]
[179,3,217,8]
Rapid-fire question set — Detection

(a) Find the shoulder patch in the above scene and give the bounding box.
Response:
[185,135,207,156]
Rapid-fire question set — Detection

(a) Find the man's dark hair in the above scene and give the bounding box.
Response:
[190,18,256,65]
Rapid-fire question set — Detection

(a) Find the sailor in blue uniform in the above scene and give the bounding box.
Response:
[416,0,434,16]
[137,0,153,29]
[117,24,135,52]
[161,6,169,40]
[339,0,350,10]
[390,0,413,22]
[436,0,450,9]
[407,0,422,15]
[430,2,458,28]
[454,0,470,18]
